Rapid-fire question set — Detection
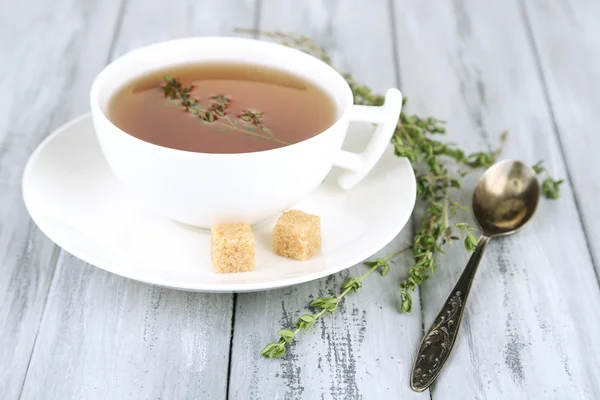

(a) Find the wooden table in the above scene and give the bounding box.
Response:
[2,0,600,398]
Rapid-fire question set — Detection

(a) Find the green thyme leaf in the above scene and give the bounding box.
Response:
[310,297,340,312]
[464,233,478,252]
[532,160,545,174]
[542,177,564,199]
[296,314,316,330]
[533,160,563,200]
[261,342,287,358]
[342,277,362,293]
[380,263,390,276]
[277,329,296,343]
[401,293,412,313]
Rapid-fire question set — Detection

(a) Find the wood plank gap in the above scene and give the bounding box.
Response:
[416,257,432,399]
[225,293,238,400]
[411,210,431,399]
[16,246,62,400]
[106,0,129,64]
[388,0,403,90]
[517,0,600,286]
[252,0,262,35]
[226,2,260,396]
[389,2,431,397]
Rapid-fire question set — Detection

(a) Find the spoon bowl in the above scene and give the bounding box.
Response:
[473,160,540,236]
[411,160,541,392]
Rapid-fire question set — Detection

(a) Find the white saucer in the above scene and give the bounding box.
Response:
[22,114,415,292]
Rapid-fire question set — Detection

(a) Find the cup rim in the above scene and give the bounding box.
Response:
[90,36,354,158]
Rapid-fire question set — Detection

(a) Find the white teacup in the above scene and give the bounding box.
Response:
[90,37,402,228]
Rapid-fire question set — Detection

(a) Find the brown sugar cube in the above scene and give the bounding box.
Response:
[211,224,255,273]
[272,210,321,260]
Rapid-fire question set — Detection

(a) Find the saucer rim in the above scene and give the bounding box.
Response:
[22,113,416,293]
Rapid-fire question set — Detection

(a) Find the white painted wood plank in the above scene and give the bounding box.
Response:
[20,1,257,399]
[0,0,123,398]
[228,1,427,399]
[22,253,233,399]
[110,0,257,58]
[524,0,600,277]
[393,0,600,398]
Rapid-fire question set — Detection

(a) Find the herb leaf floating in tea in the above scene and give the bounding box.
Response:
[160,75,289,145]
[240,110,274,137]
[239,30,564,359]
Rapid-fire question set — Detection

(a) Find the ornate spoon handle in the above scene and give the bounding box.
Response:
[410,235,490,392]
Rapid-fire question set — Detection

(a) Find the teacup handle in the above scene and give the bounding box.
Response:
[333,88,403,190]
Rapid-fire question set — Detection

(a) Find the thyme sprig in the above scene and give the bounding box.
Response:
[261,247,412,358]
[161,75,288,145]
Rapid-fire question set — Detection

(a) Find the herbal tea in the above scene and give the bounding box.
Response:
[108,62,338,153]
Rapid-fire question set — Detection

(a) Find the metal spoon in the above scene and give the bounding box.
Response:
[410,160,540,392]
